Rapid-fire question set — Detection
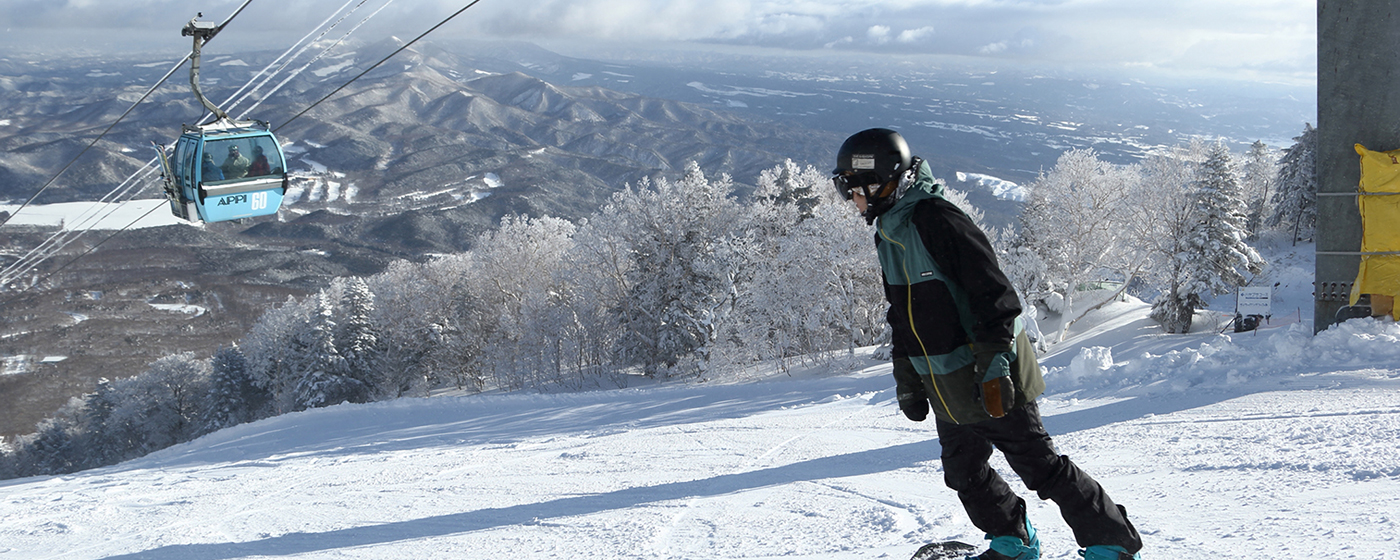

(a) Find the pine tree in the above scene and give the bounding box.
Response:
[1241,140,1276,238]
[293,294,359,409]
[753,159,822,220]
[10,412,81,477]
[1269,123,1318,244]
[202,344,264,432]
[77,378,122,468]
[1139,143,1209,334]
[1167,142,1265,331]
[335,277,381,398]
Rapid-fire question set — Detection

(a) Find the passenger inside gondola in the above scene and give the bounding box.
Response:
[247,145,271,177]
[220,144,250,179]
[200,152,224,181]
[252,137,285,176]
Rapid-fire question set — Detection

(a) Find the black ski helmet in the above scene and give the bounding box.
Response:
[833,128,912,193]
[833,128,913,223]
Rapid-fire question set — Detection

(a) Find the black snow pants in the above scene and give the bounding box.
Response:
[935,400,1142,553]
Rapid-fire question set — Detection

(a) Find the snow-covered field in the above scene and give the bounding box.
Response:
[1,286,1397,559]
[0,200,185,230]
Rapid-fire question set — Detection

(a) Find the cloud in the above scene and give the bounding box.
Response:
[824,36,856,49]
[463,0,1314,79]
[897,26,936,43]
[0,0,1317,81]
[867,25,892,45]
[979,41,1008,55]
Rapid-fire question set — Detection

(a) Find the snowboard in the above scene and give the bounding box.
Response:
[910,541,978,560]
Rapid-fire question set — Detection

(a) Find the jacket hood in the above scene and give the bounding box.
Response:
[877,158,943,227]
[909,158,944,198]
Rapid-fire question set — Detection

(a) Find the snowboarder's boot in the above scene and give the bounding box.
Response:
[910,541,978,560]
[966,513,1039,560]
[1079,545,1140,560]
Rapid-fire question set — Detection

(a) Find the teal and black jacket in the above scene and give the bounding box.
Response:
[876,160,1044,424]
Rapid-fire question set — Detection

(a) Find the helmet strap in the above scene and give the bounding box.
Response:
[861,185,897,224]
[860,156,922,224]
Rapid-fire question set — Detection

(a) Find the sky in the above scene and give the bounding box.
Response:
[0,0,1316,83]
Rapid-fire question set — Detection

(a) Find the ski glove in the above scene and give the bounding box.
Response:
[973,345,1015,418]
[976,377,1015,419]
[974,349,1013,383]
[891,357,929,422]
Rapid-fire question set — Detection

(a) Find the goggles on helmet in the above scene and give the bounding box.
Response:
[832,170,886,200]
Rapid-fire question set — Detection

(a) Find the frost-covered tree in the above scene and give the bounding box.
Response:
[1269,123,1318,244]
[753,159,823,220]
[1138,143,1208,333]
[576,162,746,377]
[335,277,382,397]
[292,293,362,409]
[7,379,129,477]
[78,377,125,467]
[369,256,486,394]
[1019,148,1143,340]
[941,183,988,233]
[8,353,221,477]
[466,215,583,389]
[1240,140,1276,238]
[6,404,83,477]
[243,296,314,414]
[999,191,1053,311]
[738,162,885,368]
[202,344,264,432]
[0,436,13,479]
[106,353,212,457]
[1152,142,1265,332]
[1186,142,1266,294]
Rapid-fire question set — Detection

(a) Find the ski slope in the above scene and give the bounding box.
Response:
[2,301,1399,559]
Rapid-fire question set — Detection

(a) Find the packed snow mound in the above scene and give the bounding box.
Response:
[955,171,1027,202]
[1046,318,1400,393]
[1066,346,1115,384]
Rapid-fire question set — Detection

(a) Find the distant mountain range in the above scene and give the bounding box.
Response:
[1,39,1314,237]
[1,38,845,253]
[0,39,1315,440]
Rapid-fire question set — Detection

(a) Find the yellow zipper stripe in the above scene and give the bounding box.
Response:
[879,224,959,424]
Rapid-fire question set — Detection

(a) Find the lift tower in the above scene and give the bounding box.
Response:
[1316,1,1400,331]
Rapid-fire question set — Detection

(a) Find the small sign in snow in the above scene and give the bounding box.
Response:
[1238,287,1272,316]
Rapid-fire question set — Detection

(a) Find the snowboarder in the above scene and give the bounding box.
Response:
[831,128,1144,560]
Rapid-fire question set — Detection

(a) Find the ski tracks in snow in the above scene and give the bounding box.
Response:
[646,396,876,557]
[4,362,1399,559]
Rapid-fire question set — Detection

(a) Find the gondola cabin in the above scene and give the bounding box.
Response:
[159,120,288,223]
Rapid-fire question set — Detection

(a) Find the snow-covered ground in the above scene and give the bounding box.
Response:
[0,200,186,230]
[2,237,1398,559]
[2,302,1397,559]
[147,303,208,317]
[956,172,1027,202]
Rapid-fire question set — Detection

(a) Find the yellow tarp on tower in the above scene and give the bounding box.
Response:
[1350,144,1400,305]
